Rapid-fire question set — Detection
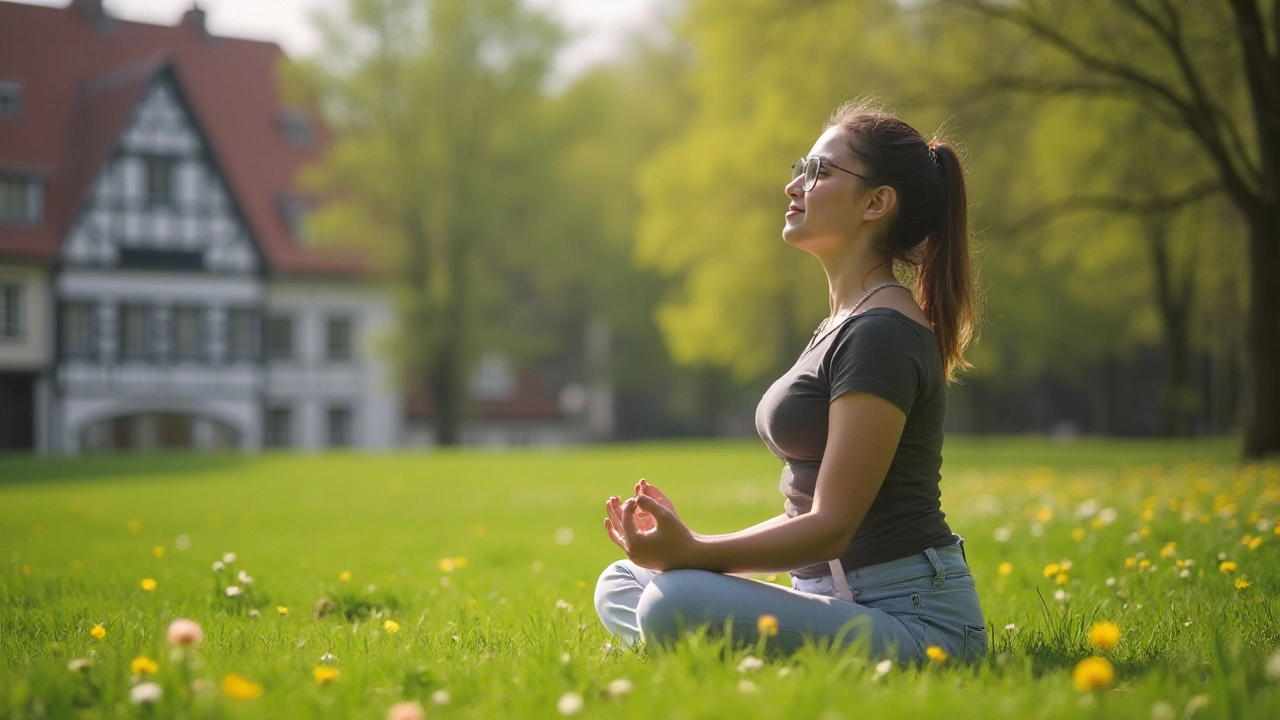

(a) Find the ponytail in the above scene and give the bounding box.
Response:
[919,142,976,382]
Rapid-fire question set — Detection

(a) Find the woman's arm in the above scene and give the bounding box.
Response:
[616,390,906,573]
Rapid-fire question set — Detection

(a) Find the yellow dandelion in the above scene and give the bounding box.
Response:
[338,571,352,582]
[1072,656,1114,692]
[1219,561,1238,574]
[997,562,1013,576]
[277,606,289,616]
[438,558,455,573]
[1160,542,1177,558]
[313,666,340,684]
[1090,518,1105,530]
[1043,563,1061,578]
[152,546,165,559]
[757,614,779,638]
[1124,557,1137,569]
[1055,573,1070,586]
[925,646,948,663]
[383,619,400,634]
[130,655,159,675]
[1138,526,1152,538]
[222,673,264,700]
[1235,578,1251,590]
[1138,559,1152,570]
[1071,528,1085,542]
[90,624,106,640]
[21,564,31,577]
[577,581,586,589]
[1035,507,1053,523]
[1247,536,1263,550]
[141,578,157,592]
[1273,525,1280,536]
[1141,508,1155,522]
[453,556,468,569]
[1087,621,1121,651]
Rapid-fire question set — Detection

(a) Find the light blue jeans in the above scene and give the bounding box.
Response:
[593,537,987,664]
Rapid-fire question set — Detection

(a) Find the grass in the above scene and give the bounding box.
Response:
[1,436,1278,719]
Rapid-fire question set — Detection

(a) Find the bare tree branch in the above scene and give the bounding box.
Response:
[1002,179,1223,235]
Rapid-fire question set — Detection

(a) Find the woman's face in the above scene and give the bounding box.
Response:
[782,127,868,250]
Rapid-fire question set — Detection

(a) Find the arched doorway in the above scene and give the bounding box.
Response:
[80,412,239,451]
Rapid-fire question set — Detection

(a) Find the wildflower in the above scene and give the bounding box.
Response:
[222,673,263,700]
[212,561,225,572]
[130,655,159,675]
[555,599,572,611]
[339,571,352,582]
[453,556,468,569]
[1138,559,1152,570]
[129,682,163,705]
[1160,542,1177,558]
[90,624,106,640]
[1054,589,1070,603]
[1055,573,1069,585]
[313,666,340,684]
[1043,563,1061,578]
[1247,536,1263,550]
[737,656,764,672]
[1071,528,1085,541]
[1235,578,1251,590]
[994,527,1012,542]
[1219,561,1238,574]
[757,614,779,638]
[1138,526,1151,538]
[997,562,1013,576]
[607,679,633,697]
[438,558,455,573]
[237,570,254,585]
[1150,702,1176,720]
[1264,648,1280,681]
[431,689,451,705]
[871,659,893,682]
[737,680,758,693]
[320,653,338,664]
[1005,623,1018,632]
[926,646,948,663]
[225,586,242,597]
[277,606,289,616]
[168,618,204,645]
[222,552,236,564]
[560,652,571,664]
[388,701,425,720]
[1087,621,1121,650]
[67,658,91,672]
[141,578,157,592]
[555,526,575,546]
[248,609,261,618]
[1072,656,1114,692]
[175,534,191,551]
[152,546,165,559]
[557,691,583,715]
[1184,695,1211,717]
[1036,507,1053,523]
[384,620,400,634]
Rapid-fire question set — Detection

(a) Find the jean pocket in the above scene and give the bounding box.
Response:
[963,624,988,661]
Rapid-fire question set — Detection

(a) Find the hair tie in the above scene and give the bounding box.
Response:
[928,142,940,165]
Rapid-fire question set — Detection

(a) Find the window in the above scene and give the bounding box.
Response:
[145,158,174,205]
[119,304,153,360]
[265,406,292,448]
[0,176,42,225]
[277,109,313,145]
[326,316,353,361]
[171,306,204,360]
[226,308,258,361]
[1,284,21,340]
[279,195,314,243]
[62,301,95,358]
[0,81,19,119]
[267,314,293,360]
[327,405,352,448]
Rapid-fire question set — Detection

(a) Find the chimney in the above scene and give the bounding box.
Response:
[70,0,110,30]
[181,3,209,36]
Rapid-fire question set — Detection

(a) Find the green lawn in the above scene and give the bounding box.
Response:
[2,437,1278,719]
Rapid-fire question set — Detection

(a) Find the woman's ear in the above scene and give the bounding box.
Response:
[862,185,897,223]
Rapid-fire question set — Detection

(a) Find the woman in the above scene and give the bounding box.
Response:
[593,100,986,664]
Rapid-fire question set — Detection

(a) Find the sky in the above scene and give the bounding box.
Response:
[11,0,670,80]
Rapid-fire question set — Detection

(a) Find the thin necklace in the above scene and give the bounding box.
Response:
[806,280,908,351]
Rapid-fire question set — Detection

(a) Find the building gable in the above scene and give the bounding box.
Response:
[61,67,261,275]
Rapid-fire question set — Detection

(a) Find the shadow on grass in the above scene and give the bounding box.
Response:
[0,451,255,487]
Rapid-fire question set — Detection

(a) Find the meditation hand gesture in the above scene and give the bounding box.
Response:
[604,479,695,571]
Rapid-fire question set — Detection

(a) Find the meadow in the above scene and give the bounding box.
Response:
[1,437,1278,719]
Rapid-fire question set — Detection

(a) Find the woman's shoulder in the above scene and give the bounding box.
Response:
[835,307,934,345]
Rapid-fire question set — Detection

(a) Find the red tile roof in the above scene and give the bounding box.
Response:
[0,1,366,275]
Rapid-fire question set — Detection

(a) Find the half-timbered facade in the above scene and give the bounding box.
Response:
[0,0,401,452]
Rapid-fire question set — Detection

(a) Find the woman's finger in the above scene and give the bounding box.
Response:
[620,497,640,537]
[606,496,624,530]
[604,517,627,552]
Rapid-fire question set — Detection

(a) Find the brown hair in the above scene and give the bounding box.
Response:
[826,100,978,382]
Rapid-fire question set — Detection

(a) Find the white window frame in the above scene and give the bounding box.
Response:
[0,283,22,340]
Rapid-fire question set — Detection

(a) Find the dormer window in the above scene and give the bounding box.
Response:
[0,81,20,119]
[144,157,174,206]
[0,175,42,225]
[277,109,313,146]
[280,194,315,243]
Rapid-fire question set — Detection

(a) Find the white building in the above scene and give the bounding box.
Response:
[0,1,400,452]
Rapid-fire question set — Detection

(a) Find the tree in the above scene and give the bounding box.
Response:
[948,0,1280,456]
[286,0,562,444]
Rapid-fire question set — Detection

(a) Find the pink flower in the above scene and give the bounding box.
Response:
[167,618,204,646]
[388,701,425,720]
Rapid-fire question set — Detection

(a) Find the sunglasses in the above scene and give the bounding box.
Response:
[791,156,867,191]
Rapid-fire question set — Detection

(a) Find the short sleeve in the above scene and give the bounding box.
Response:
[824,314,923,414]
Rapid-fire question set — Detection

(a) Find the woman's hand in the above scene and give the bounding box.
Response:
[604,493,697,571]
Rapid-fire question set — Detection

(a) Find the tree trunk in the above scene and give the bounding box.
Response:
[1146,215,1197,438]
[1243,211,1280,457]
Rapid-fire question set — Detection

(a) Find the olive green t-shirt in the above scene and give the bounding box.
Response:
[754,307,954,579]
